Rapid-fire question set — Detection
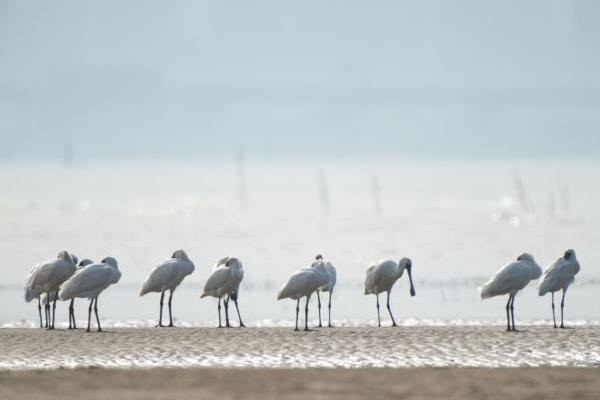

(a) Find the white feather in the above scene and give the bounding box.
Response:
[480,253,543,299]
[59,257,121,300]
[277,263,330,300]
[201,257,244,298]
[140,250,195,295]
[538,249,580,296]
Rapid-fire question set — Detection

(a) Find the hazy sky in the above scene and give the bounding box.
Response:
[1,0,599,161]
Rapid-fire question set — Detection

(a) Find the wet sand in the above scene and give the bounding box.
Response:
[1,367,600,400]
[1,326,599,369]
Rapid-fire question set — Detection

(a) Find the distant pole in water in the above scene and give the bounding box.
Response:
[236,149,247,211]
[62,143,74,168]
[511,170,530,212]
[370,173,382,213]
[546,193,555,219]
[318,169,330,214]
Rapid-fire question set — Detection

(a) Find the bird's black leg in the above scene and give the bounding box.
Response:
[38,298,43,329]
[50,292,57,330]
[304,294,311,331]
[510,295,516,332]
[156,291,165,327]
[317,291,322,327]
[86,298,93,332]
[328,291,333,327]
[505,295,512,331]
[217,297,222,328]
[560,288,567,328]
[94,297,102,332]
[294,298,300,331]
[68,298,75,329]
[233,293,245,327]
[167,290,174,327]
[386,290,397,327]
[376,293,381,327]
[224,295,231,328]
[551,292,557,328]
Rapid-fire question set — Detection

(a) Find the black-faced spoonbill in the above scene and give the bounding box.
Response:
[63,258,94,329]
[480,253,542,331]
[313,254,336,328]
[538,249,580,328]
[24,251,77,329]
[277,261,330,331]
[59,257,121,332]
[364,258,415,327]
[140,250,195,327]
[201,257,245,328]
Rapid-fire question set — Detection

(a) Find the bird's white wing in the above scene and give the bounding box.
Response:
[277,268,317,300]
[59,264,113,300]
[29,260,57,290]
[202,266,232,297]
[538,258,578,295]
[481,261,531,298]
[140,259,178,295]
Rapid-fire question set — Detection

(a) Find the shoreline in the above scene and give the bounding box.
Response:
[2,326,599,370]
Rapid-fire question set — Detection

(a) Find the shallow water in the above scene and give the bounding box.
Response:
[2,161,600,325]
[1,327,599,370]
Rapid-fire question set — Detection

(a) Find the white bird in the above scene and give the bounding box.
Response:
[42,258,92,330]
[24,251,78,329]
[140,249,195,327]
[538,249,580,328]
[277,261,330,331]
[201,257,245,328]
[313,254,336,328]
[59,257,121,332]
[480,253,542,331]
[364,258,416,327]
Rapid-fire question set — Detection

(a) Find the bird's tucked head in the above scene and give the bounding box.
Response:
[172,249,189,260]
[516,253,535,263]
[57,250,75,264]
[78,259,93,268]
[563,249,576,261]
[101,257,119,269]
[315,254,323,261]
[225,257,241,269]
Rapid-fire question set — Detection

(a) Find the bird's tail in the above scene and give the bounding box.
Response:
[24,288,38,302]
[537,278,552,296]
[276,288,286,300]
[58,286,72,301]
[479,283,495,299]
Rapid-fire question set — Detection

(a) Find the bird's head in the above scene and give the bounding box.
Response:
[101,257,119,269]
[172,249,189,260]
[563,249,576,261]
[399,258,416,297]
[57,250,75,264]
[225,257,241,269]
[516,252,535,263]
[78,259,93,268]
[315,254,323,261]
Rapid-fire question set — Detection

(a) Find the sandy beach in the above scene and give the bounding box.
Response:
[1,326,599,369]
[1,326,599,398]
[1,367,600,400]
